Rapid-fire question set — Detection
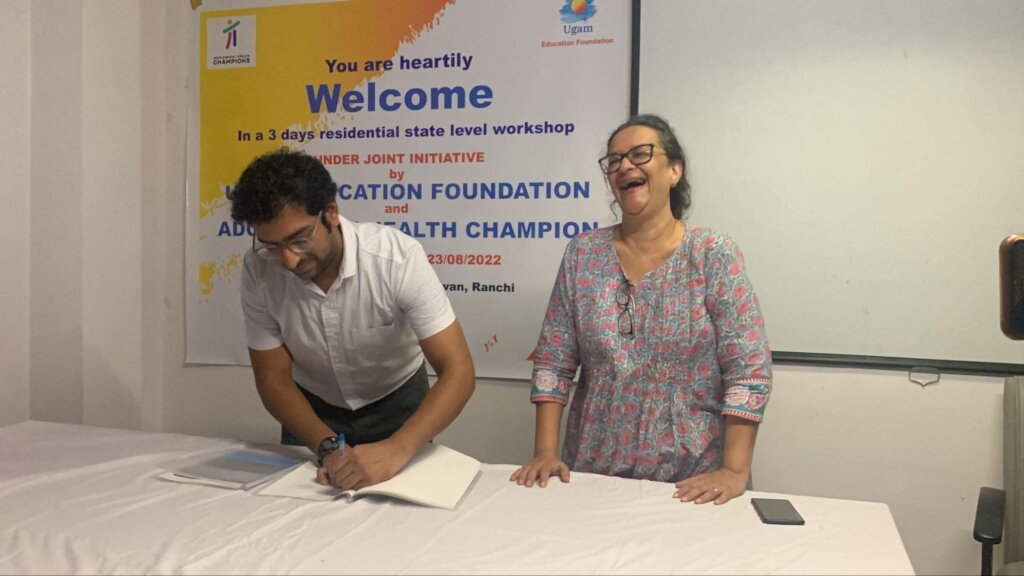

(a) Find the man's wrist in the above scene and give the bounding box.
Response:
[316,434,342,467]
[386,430,422,462]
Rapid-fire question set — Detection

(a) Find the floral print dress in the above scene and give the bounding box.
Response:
[530,225,772,483]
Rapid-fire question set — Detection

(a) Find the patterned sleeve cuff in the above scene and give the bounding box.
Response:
[722,379,771,422]
[530,370,572,405]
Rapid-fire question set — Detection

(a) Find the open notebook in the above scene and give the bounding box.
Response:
[258,443,480,510]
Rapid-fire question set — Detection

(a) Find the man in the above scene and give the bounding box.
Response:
[230,148,475,491]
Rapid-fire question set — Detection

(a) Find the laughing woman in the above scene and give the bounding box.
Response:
[510,114,772,505]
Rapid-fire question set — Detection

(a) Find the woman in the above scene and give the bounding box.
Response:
[510,114,772,505]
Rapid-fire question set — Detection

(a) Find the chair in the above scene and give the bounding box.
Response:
[975,376,1024,576]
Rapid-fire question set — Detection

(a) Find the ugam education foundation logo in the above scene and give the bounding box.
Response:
[560,0,596,35]
[206,16,256,69]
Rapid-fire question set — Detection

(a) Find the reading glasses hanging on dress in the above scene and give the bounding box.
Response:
[616,279,634,336]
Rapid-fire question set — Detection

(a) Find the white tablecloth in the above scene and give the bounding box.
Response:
[0,421,914,574]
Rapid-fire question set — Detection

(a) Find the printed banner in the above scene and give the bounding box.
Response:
[187,0,631,378]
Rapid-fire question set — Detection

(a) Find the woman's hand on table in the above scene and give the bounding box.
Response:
[509,453,570,487]
[673,468,748,505]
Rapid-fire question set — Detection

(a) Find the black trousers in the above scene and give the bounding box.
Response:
[281,362,428,447]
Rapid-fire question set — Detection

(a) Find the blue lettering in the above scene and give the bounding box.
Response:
[305,84,342,113]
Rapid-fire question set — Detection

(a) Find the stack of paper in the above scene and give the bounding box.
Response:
[160,450,304,490]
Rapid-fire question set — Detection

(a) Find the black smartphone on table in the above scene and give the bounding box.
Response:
[751,498,805,525]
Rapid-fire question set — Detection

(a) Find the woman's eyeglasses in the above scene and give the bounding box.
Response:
[616,280,634,336]
[598,143,662,174]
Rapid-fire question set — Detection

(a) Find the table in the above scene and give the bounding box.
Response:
[0,421,914,574]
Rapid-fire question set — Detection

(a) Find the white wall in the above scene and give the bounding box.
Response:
[755,366,1004,574]
[7,2,1017,574]
[80,0,146,430]
[0,0,32,427]
[29,0,83,424]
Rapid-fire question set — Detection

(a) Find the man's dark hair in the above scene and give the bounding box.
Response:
[230,148,336,225]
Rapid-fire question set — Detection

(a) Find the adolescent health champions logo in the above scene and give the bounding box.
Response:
[206,15,256,69]
[560,0,596,23]
[223,19,239,49]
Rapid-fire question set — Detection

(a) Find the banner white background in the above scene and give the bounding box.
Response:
[186,0,631,378]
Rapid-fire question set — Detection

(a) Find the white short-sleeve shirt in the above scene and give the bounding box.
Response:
[241,215,456,410]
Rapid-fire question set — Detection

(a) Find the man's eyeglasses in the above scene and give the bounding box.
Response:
[616,280,634,336]
[598,143,662,175]
[252,210,323,260]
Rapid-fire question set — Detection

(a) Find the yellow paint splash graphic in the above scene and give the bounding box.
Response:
[198,253,242,296]
[198,0,457,218]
